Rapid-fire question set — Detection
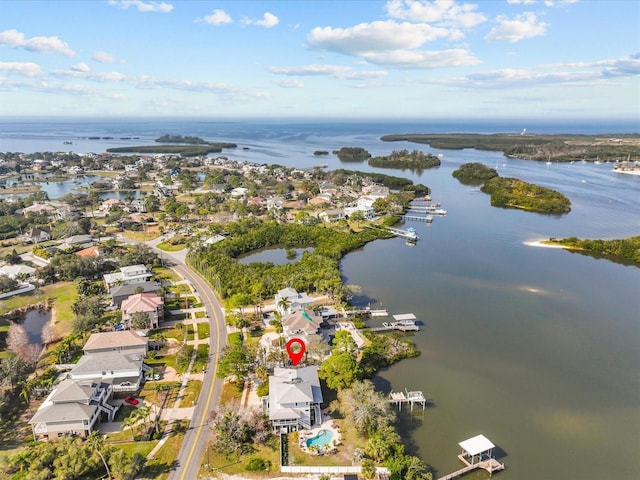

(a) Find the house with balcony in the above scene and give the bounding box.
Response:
[121,292,164,329]
[274,287,315,316]
[28,378,117,440]
[103,264,152,289]
[70,353,148,392]
[263,366,323,433]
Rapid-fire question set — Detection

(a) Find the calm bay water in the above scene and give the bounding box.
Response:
[1,119,639,479]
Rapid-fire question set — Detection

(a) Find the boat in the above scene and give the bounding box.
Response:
[433,209,447,216]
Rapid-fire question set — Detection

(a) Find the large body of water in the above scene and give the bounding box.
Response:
[1,119,639,479]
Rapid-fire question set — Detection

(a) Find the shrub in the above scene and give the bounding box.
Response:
[245,456,269,471]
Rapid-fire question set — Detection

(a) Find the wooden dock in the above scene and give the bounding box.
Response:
[370,314,419,332]
[387,227,419,241]
[437,458,505,480]
[402,213,433,223]
[388,389,427,411]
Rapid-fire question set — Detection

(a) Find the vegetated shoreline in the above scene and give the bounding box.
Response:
[452,162,571,214]
[532,235,640,267]
[381,133,640,163]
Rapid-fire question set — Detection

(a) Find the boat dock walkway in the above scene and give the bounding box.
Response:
[402,213,434,223]
[370,313,419,332]
[437,457,505,480]
[344,308,388,317]
[388,389,427,411]
[387,227,419,241]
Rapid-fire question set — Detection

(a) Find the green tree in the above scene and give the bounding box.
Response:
[87,430,112,480]
[338,380,395,436]
[318,351,361,390]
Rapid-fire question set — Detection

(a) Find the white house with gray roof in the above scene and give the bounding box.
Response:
[263,366,323,432]
[70,353,149,392]
[103,264,152,289]
[28,378,118,440]
[82,330,148,357]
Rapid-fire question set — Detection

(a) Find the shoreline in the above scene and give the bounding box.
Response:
[522,239,565,249]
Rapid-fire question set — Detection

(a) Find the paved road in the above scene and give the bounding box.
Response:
[150,245,226,480]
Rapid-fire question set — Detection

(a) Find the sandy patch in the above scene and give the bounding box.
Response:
[523,239,565,249]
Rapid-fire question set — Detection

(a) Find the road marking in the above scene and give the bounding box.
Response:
[178,266,223,480]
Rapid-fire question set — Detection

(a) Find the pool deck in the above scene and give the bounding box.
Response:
[298,415,342,454]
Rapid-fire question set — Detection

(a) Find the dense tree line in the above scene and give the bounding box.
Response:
[481,177,571,214]
[189,220,391,302]
[332,147,371,161]
[0,434,144,479]
[336,380,433,480]
[452,162,498,184]
[547,235,640,266]
[368,150,441,170]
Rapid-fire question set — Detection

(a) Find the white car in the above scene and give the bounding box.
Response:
[145,373,161,381]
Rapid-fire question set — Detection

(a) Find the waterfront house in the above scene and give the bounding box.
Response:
[274,288,315,316]
[263,366,323,432]
[83,330,148,357]
[281,309,323,338]
[28,378,117,440]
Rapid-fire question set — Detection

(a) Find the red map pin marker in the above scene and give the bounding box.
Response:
[286,338,306,366]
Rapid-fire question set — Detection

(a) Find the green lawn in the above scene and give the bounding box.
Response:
[142,420,188,480]
[205,435,280,476]
[196,322,210,339]
[156,242,187,252]
[181,380,202,406]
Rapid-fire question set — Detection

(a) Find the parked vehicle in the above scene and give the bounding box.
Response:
[124,396,139,405]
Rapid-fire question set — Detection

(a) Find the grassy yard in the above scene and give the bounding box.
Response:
[205,435,281,477]
[181,380,202,406]
[142,420,188,480]
[193,344,209,372]
[122,228,161,243]
[196,322,210,339]
[152,266,181,283]
[156,242,187,252]
[139,381,182,408]
[0,281,77,340]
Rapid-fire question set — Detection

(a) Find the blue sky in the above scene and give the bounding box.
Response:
[1,0,638,119]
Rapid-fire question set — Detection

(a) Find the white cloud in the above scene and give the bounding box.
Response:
[71,62,91,73]
[444,53,639,89]
[365,48,480,68]
[108,0,173,13]
[308,21,451,56]
[243,12,279,28]
[93,51,123,63]
[0,29,75,56]
[386,0,487,28]
[275,79,304,88]
[485,12,548,42]
[268,64,352,76]
[268,64,389,80]
[203,9,232,25]
[51,67,126,83]
[0,61,43,77]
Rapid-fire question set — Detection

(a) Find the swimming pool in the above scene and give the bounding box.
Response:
[305,429,334,448]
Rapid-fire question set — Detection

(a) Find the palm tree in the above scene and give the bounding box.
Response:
[277,296,291,315]
[123,414,137,441]
[87,430,112,480]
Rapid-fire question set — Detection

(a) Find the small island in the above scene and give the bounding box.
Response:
[313,150,329,156]
[368,149,441,170]
[452,162,498,184]
[381,133,640,163]
[333,147,371,161]
[155,134,209,144]
[453,162,571,214]
[544,235,640,266]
